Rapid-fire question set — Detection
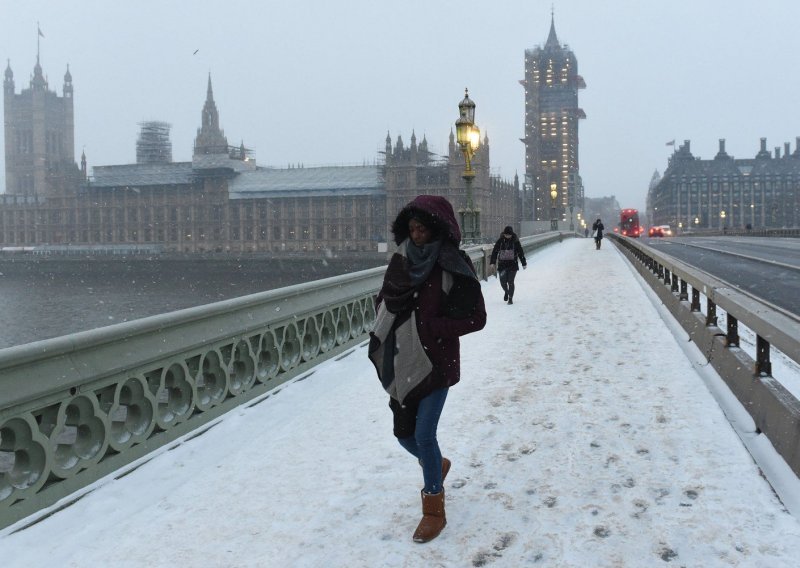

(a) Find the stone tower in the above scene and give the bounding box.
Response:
[193,74,229,157]
[521,14,586,222]
[3,51,75,196]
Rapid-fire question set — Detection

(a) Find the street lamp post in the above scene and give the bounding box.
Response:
[720,210,727,232]
[550,183,558,231]
[455,88,481,244]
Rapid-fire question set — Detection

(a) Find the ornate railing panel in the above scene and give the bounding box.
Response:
[0,266,385,529]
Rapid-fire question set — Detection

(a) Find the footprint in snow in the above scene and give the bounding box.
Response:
[470,532,518,566]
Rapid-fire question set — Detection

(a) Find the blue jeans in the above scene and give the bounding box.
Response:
[396,387,449,494]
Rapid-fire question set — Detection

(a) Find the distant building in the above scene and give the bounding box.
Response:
[647,139,800,231]
[521,14,586,225]
[584,196,621,230]
[382,130,518,243]
[1,57,518,252]
[3,53,79,197]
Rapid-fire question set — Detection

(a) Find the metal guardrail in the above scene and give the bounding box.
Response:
[675,228,800,238]
[609,233,800,478]
[0,232,568,530]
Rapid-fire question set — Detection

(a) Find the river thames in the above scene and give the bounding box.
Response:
[0,254,386,349]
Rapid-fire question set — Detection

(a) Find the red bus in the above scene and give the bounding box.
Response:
[620,209,643,237]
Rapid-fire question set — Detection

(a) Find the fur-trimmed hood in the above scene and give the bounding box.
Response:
[391,195,461,246]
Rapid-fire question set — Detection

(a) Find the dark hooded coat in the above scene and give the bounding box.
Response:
[490,226,526,272]
[368,195,487,407]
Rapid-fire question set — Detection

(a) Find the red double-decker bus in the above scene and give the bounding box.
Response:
[619,209,643,237]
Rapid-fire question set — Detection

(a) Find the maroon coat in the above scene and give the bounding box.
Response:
[407,262,486,397]
[371,195,487,405]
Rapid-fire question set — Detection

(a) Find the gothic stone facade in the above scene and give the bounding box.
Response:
[2,62,519,252]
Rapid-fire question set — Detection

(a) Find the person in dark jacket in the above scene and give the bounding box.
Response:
[489,225,527,305]
[592,218,605,249]
[368,195,487,543]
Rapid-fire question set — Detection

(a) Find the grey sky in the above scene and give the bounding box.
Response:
[2,0,799,212]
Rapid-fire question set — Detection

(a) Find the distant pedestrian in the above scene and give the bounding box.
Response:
[489,225,527,305]
[368,195,487,543]
[592,218,605,250]
[584,227,589,238]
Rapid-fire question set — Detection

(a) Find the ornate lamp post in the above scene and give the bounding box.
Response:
[550,183,558,231]
[455,88,481,244]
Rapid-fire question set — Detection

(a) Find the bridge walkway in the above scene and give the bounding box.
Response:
[2,238,799,567]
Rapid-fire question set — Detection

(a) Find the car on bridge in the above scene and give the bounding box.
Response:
[648,225,673,237]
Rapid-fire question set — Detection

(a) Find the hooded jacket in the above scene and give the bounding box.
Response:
[490,226,526,272]
[368,195,487,405]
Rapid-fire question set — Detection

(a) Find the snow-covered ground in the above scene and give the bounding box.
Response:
[2,238,800,567]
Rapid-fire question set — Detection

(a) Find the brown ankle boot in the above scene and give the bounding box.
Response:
[412,490,446,543]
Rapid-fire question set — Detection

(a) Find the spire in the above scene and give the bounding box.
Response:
[4,59,13,95]
[194,73,229,155]
[448,128,456,158]
[63,64,73,96]
[545,9,560,50]
[31,57,46,90]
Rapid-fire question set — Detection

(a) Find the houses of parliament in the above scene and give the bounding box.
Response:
[2,20,598,253]
[2,59,522,254]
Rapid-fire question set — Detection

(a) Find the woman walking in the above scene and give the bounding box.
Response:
[592,218,605,250]
[489,225,527,305]
[368,195,486,543]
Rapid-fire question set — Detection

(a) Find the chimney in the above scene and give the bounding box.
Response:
[719,139,726,153]
[684,140,690,152]
[760,138,767,152]
[774,147,781,159]
[785,142,791,157]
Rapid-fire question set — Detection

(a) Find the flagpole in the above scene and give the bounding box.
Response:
[36,22,44,63]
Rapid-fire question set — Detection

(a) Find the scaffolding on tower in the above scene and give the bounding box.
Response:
[136,121,173,164]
